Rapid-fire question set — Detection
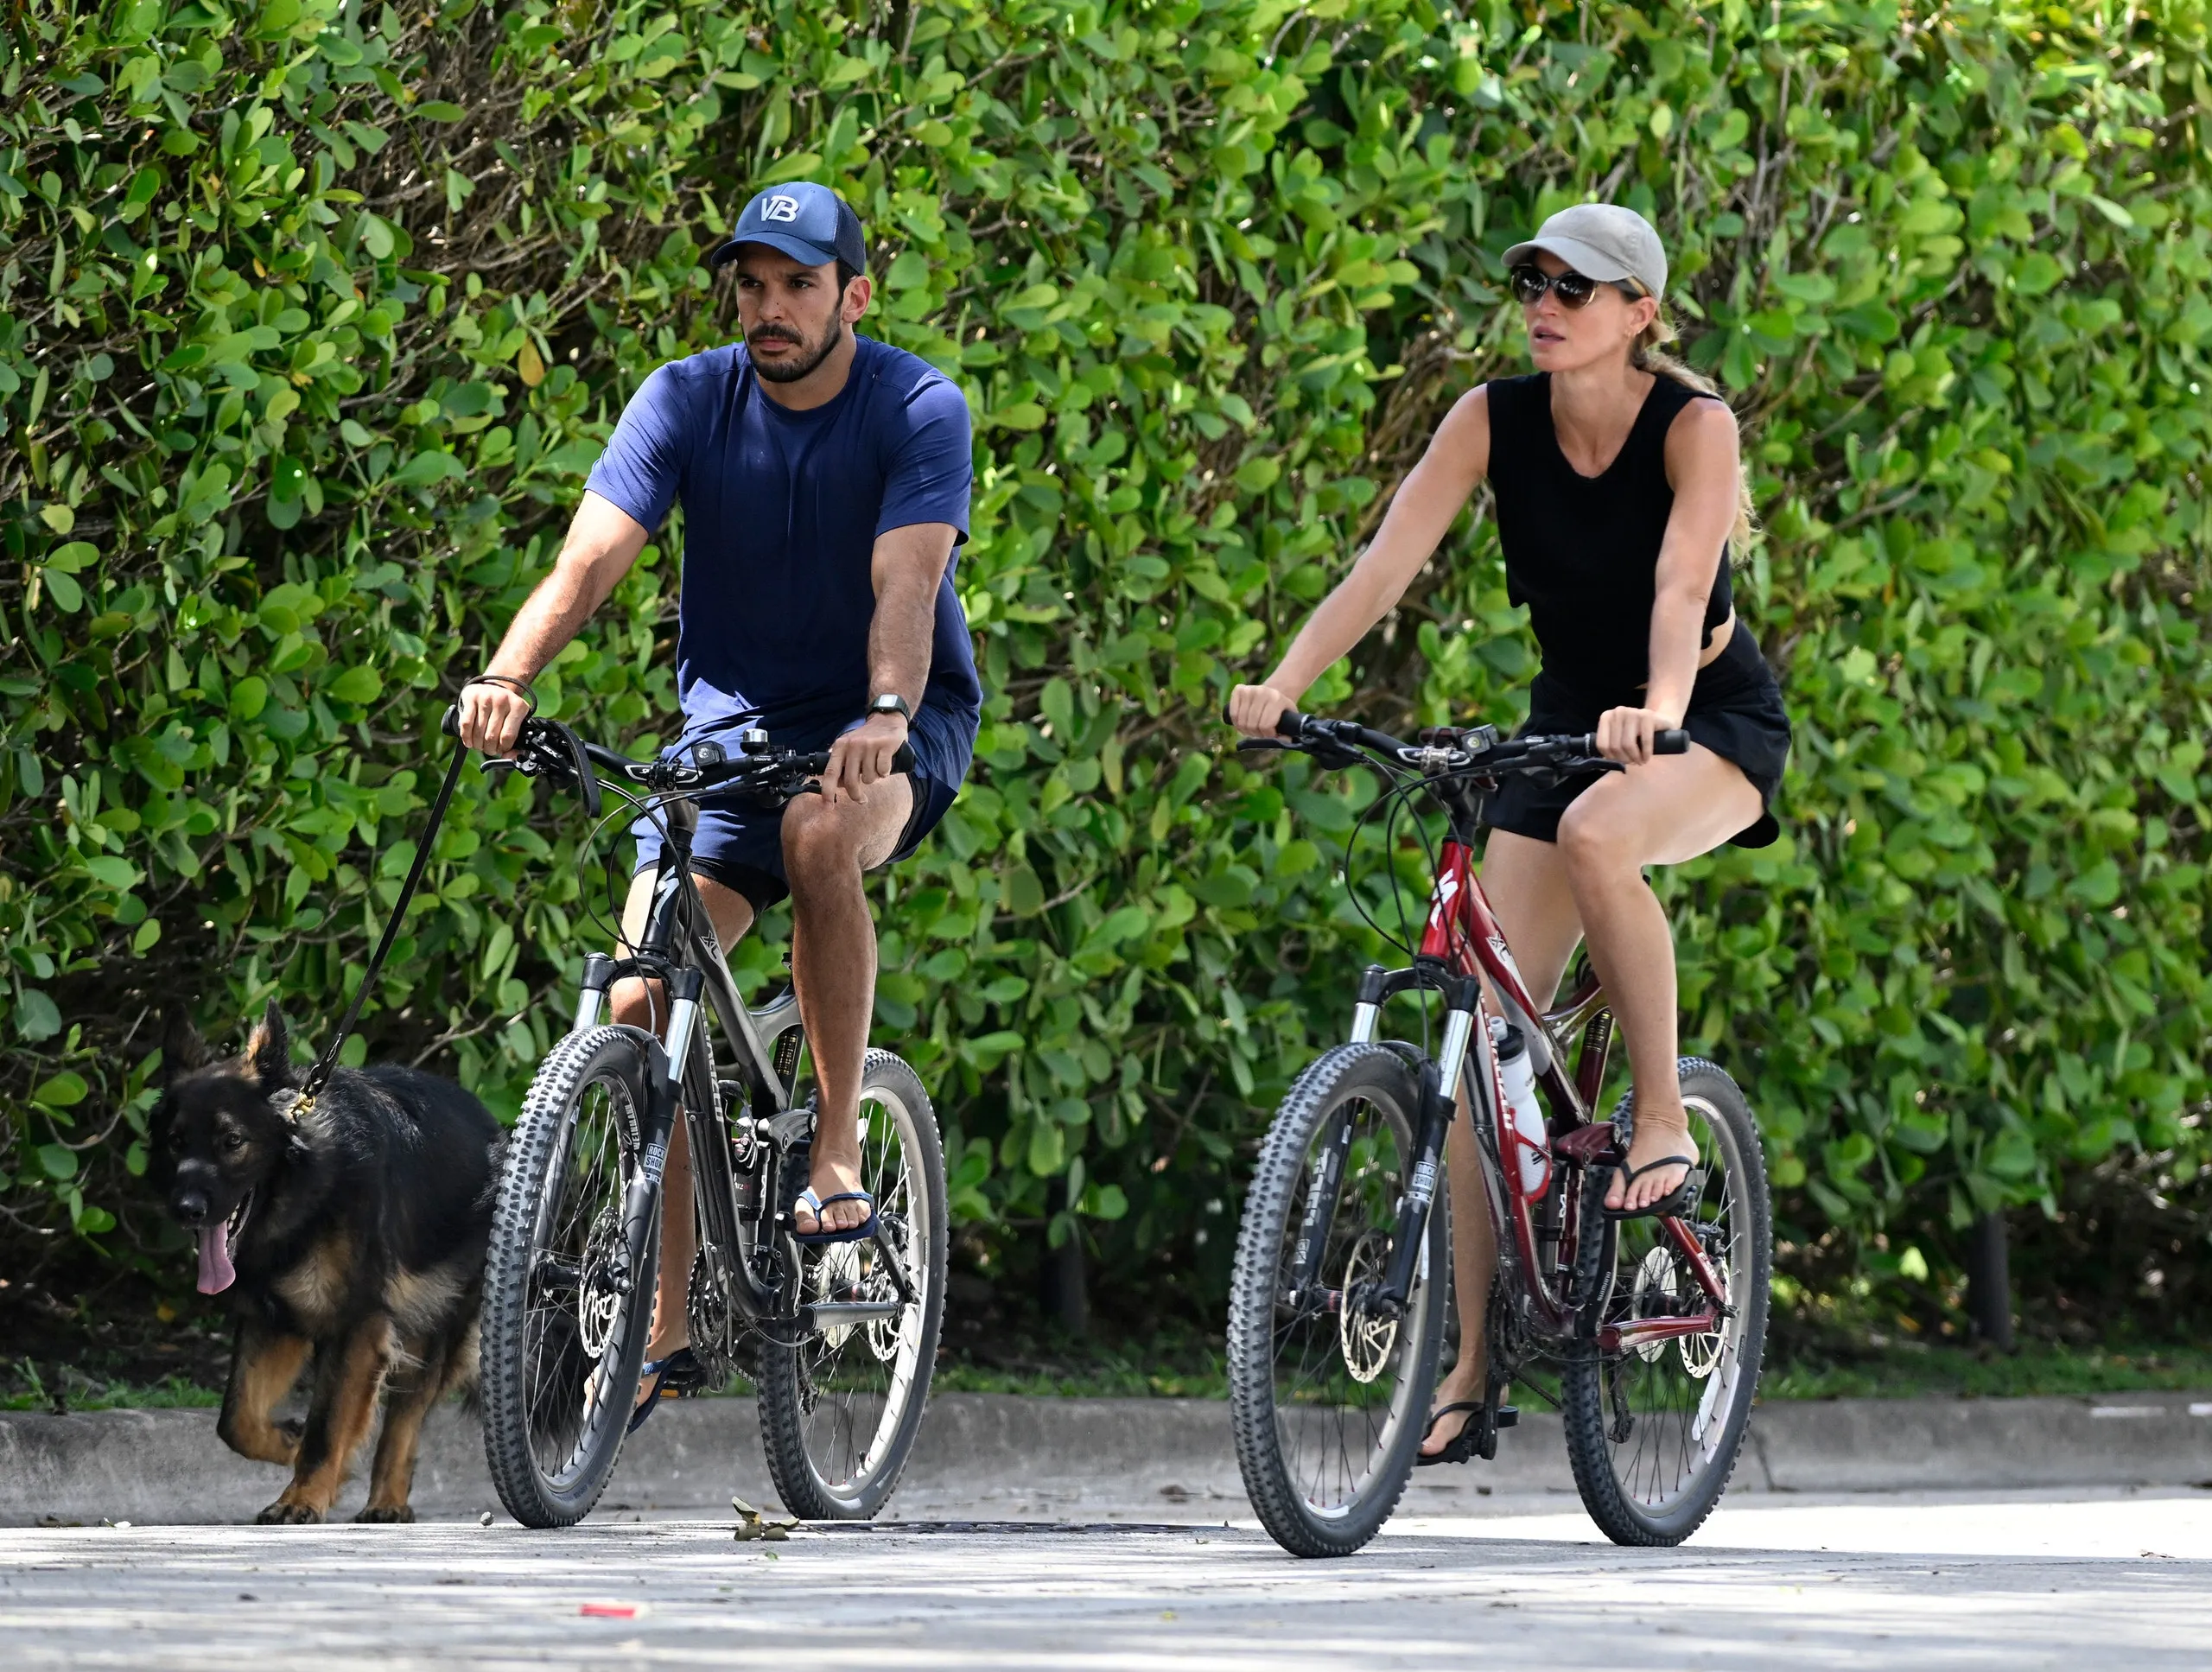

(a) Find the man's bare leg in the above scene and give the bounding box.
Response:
[780,777,913,1237]
[611,870,756,1393]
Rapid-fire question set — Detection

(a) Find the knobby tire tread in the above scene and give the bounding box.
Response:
[1560,1058,1771,1547]
[755,1049,947,1521]
[481,1025,656,1529]
[1228,1044,1443,1559]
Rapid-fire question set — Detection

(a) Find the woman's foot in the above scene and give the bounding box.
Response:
[1605,1101,1697,1213]
[1420,1361,1488,1458]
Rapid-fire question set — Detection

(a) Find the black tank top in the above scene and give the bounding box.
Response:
[1484,372,1733,703]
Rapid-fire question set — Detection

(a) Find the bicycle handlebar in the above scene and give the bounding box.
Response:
[1226,705,1688,777]
[442,706,915,810]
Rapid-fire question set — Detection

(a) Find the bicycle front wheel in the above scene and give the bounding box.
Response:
[1228,1044,1446,1558]
[1562,1057,1771,1546]
[480,1025,659,1528]
[756,1049,946,1520]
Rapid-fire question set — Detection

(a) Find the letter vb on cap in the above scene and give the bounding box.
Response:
[710,183,868,275]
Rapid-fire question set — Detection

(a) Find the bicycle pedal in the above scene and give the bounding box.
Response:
[1495,1403,1519,1430]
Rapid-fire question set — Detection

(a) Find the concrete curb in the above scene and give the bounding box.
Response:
[5,1390,2211,1526]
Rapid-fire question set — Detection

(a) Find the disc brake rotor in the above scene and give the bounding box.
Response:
[1630,1243,1680,1364]
[1338,1230,1399,1384]
[864,1213,912,1364]
[578,1205,624,1359]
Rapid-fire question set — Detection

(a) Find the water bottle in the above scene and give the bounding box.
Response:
[1491,1020,1551,1198]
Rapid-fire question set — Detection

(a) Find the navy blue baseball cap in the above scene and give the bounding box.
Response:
[709,183,868,274]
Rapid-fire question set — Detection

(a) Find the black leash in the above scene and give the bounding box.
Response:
[285,734,472,1120]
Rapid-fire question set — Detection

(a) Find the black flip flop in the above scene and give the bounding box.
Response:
[1601,1154,1702,1221]
[1414,1395,1519,1466]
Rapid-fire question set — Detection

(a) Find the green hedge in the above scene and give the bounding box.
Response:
[5,0,2209,1309]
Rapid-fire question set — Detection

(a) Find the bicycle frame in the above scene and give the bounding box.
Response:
[563,796,906,1338]
[1346,823,1726,1356]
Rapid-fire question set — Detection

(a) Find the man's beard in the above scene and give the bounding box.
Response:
[747,317,843,384]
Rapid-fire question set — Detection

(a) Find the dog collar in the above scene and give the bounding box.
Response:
[270,1089,314,1125]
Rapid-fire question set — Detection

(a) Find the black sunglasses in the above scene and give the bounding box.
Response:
[1509,264,1647,308]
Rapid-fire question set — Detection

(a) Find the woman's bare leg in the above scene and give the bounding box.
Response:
[1554,746,1759,1212]
[610,872,756,1395]
[1423,830,1584,1455]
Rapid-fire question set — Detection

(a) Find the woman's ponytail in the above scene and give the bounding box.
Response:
[1631,315,1757,560]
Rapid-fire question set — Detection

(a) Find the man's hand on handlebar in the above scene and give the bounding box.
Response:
[1594,704,1687,768]
[1226,682,1298,740]
[823,711,909,805]
[456,677,534,759]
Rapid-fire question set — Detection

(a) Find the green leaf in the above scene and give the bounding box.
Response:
[758,151,823,186]
[415,100,467,121]
[15,991,61,1042]
[42,569,84,613]
[37,1144,78,1181]
[327,665,383,704]
[34,1072,88,1108]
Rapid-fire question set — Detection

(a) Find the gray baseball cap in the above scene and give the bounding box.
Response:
[1503,204,1667,298]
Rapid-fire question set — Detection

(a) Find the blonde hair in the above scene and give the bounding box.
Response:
[1630,313,1757,559]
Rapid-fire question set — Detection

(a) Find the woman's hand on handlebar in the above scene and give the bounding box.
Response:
[457,677,534,758]
[1594,704,1684,767]
[1227,683,1297,739]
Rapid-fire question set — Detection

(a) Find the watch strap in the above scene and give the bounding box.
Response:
[868,693,912,721]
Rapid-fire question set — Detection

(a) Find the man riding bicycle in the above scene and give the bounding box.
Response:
[455,182,977,1420]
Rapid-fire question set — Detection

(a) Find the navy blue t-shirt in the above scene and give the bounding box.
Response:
[584,334,980,788]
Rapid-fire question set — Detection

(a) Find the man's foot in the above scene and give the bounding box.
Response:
[1605,1103,1698,1214]
[792,1150,870,1238]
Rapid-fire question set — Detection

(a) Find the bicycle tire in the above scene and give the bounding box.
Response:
[480,1025,660,1529]
[1560,1057,1770,1546]
[1228,1043,1446,1558]
[756,1048,947,1520]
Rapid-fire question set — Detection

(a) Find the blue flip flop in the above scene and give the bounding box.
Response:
[791,1186,879,1246]
[626,1346,702,1434]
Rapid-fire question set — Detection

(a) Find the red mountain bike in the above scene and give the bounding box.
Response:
[1225,710,1771,1556]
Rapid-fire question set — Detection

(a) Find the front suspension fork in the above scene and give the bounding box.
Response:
[1374,981,1482,1313]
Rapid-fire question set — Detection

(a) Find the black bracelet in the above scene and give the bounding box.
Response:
[465,673,537,711]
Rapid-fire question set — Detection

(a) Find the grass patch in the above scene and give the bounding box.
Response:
[1763,1339,2212,1402]
[2,1359,222,1413]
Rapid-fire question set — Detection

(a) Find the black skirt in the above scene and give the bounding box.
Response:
[1484,620,1790,849]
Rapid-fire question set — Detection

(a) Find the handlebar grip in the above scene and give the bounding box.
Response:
[893,741,917,774]
[440,704,461,739]
[1220,703,1307,741]
[1654,729,1690,756]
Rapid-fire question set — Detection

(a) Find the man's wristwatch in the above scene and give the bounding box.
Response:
[868,693,912,722]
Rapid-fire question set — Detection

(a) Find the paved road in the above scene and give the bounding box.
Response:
[7,1491,2211,1669]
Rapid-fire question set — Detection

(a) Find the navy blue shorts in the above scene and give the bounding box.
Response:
[632,714,966,912]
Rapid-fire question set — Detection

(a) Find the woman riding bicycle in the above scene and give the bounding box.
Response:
[1227,204,1790,1462]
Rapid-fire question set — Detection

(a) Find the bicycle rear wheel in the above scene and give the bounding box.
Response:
[480,1026,659,1528]
[756,1049,946,1519]
[1561,1057,1770,1546]
[1228,1044,1446,1558]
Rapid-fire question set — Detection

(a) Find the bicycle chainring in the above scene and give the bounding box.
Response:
[686,1244,739,1385]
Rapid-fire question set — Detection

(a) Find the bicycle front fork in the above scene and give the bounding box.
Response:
[1372,971,1484,1316]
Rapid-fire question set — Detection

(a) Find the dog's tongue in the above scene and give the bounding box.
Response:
[197,1225,236,1294]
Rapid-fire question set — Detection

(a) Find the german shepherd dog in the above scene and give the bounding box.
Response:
[152,1002,503,1523]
